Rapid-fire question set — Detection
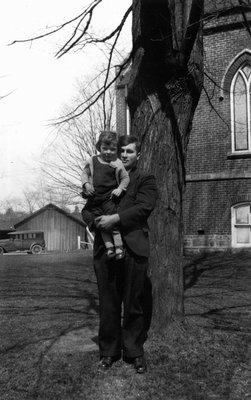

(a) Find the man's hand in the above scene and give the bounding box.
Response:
[84,182,95,196]
[95,214,120,231]
[111,188,123,198]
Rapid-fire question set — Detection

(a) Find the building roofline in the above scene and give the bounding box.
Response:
[14,203,87,229]
[8,230,44,235]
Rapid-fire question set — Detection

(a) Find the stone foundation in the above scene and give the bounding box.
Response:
[184,234,232,254]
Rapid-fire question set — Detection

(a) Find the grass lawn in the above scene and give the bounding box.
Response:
[0,250,250,399]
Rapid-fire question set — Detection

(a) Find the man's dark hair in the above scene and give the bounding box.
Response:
[96,130,118,152]
[118,135,141,154]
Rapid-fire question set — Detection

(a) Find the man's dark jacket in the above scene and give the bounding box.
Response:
[93,168,157,257]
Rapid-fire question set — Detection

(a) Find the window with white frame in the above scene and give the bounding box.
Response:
[231,63,251,153]
[232,203,251,247]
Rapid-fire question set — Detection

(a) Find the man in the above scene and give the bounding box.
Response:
[92,134,157,374]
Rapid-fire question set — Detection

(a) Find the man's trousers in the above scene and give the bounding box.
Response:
[94,250,152,359]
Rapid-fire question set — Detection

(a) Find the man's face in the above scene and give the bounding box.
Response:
[120,143,139,171]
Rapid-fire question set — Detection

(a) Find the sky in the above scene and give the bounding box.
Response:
[0,0,131,208]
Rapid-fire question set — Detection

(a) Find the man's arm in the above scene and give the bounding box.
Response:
[95,214,120,231]
[119,174,157,230]
[95,174,157,231]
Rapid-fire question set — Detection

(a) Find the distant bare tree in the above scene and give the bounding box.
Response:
[0,197,24,213]
[22,189,41,214]
[22,180,74,212]
[0,178,73,215]
[41,72,116,203]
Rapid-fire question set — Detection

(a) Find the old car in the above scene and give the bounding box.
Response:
[0,230,45,255]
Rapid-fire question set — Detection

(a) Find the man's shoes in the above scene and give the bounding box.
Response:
[97,356,114,373]
[134,356,147,374]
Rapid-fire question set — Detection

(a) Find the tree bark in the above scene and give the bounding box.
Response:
[128,0,204,331]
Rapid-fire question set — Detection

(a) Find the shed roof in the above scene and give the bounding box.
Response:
[8,230,44,235]
[14,203,87,229]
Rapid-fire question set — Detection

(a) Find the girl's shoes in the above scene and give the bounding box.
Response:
[106,247,115,259]
[115,246,125,260]
[106,246,125,260]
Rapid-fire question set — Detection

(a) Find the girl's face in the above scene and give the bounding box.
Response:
[100,141,117,162]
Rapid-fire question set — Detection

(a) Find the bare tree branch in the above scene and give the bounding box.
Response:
[55,9,94,58]
[238,0,251,37]
[53,57,131,124]
[57,5,132,58]
[202,84,230,129]
[41,73,116,201]
[9,0,103,48]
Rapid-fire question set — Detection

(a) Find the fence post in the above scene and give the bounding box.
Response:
[86,226,94,243]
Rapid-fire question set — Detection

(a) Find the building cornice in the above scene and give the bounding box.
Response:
[204,20,251,36]
[186,170,251,182]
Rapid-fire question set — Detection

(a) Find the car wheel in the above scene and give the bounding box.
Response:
[31,244,42,254]
[0,247,4,255]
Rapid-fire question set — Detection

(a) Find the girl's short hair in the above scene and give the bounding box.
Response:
[96,130,118,152]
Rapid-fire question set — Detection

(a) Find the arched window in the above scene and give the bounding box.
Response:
[232,203,251,247]
[231,63,251,153]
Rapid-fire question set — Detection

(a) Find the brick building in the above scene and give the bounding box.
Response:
[116,2,251,252]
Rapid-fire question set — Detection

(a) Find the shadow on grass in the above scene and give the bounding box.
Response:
[14,326,249,400]
[183,251,251,290]
[0,251,250,400]
[183,251,251,336]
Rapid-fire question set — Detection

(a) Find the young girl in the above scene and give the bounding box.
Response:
[81,131,129,260]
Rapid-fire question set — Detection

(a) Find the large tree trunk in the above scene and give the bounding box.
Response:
[128,0,204,331]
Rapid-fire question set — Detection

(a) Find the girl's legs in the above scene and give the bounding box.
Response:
[112,230,125,259]
[101,197,125,259]
[100,230,115,258]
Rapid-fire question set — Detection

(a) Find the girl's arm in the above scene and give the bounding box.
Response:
[118,164,130,191]
[81,158,95,196]
[81,159,91,186]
